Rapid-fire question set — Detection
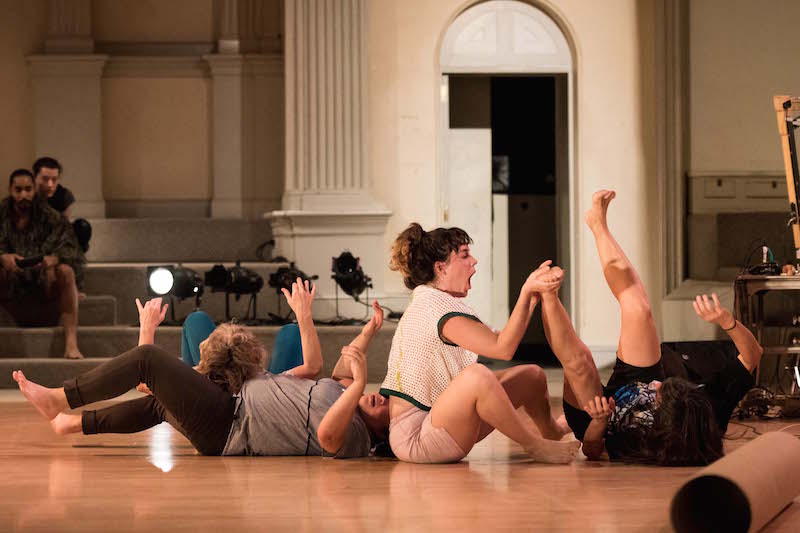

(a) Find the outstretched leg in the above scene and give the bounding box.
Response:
[13,345,235,454]
[585,190,660,367]
[429,364,580,463]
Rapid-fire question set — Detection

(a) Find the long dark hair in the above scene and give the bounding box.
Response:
[389,222,472,289]
[616,377,724,466]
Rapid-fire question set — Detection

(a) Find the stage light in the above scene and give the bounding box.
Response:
[148,267,174,296]
[147,265,203,299]
[268,263,318,294]
[205,262,264,296]
[331,251,372,301]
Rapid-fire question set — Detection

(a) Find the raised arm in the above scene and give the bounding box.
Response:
[281,278,323,379]
[318,345,367,454]
[693,293,764,372]
[332,301,383,386]
[136,297,169,346]
[440,261,562,360]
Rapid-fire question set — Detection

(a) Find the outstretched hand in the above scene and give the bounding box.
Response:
[281,277,316,321]
[136,297,169,331]
[692,293,734,329]
[585,395,615,421]
[362,300,384,337]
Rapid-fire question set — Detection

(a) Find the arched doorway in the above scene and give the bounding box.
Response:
[438,0,575,356]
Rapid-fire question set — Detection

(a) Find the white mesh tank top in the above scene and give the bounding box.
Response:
[379,284,482,410]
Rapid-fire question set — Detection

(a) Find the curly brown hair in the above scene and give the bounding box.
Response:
[196,323,267,394]
[389,222,472,289]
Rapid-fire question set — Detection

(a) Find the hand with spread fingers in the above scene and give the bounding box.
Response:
[281,277,316,322]
[585,395,615,421]
[692,293,735,330]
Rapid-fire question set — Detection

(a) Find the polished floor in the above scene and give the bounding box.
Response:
[1,390,798,532]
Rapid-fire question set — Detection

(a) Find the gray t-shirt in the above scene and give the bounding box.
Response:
[222,373,371,458]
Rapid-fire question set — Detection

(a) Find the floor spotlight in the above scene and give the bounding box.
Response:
[267,263,318,320]
[331,251,372,301]
[205,261,264,321]
[145,265,204,322]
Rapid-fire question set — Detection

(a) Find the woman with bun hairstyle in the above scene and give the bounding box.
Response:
[378,223,580,464]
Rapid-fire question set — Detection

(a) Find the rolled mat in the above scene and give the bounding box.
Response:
[670,431,800,533]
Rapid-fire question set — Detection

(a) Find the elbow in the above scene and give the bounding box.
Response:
[316,428,340,455]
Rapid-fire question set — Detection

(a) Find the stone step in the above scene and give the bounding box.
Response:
[0,323,395,388]
[0,295,117,327]
[82,262,289,325]
[0,358,112,388]
[84,218,274,262]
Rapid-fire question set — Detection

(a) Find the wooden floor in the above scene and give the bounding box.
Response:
[1,394,799,532]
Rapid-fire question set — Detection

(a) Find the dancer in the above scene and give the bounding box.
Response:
[379,223,580,464]
[540,190,762,465]
[12,280,390,458]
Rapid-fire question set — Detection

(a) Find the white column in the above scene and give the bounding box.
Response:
[267,0,391,318]
[45,0,93,54]
[281,0,373,211]
[27,0,105,218]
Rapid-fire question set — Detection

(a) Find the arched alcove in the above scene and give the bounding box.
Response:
[438,0,576,338]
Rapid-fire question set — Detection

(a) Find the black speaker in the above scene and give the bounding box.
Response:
[660,341,739,383]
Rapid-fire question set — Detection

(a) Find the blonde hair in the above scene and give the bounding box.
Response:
[196,323,267,394]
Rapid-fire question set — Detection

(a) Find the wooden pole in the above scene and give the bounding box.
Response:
[774,95,800,254]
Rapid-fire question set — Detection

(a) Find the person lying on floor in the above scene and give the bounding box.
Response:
[537,189,763,466]
[378,223,580,464]
[12,279,390,458]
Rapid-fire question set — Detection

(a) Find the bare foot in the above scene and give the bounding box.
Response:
[78,292,88,303]
[64,348,84,360]
[12,370,68,420]
[538,414,572,441]
[538,266,564,296]
[50,412,82,436]
[584,190,616,231]
[525,437,581,464]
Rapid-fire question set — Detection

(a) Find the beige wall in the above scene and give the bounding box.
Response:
[690,0,800,173]
[102,78,211,200]
[0,0,47,179]
[93,0,214,42]
[366,0,661,348]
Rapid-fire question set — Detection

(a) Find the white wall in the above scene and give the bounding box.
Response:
[690,0,800,174]
[366,0,661,352]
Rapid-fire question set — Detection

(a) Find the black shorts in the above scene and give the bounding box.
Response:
[563,357,665,441]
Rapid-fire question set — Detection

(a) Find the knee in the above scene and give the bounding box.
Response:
[134,344,170,366]
[622,295,654,321]
[462,363,496,387]
[521,365,547,388]
[55,264,75,284]
[183,311,212,332]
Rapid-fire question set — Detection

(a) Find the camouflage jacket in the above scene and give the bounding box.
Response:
[0,198,86,287]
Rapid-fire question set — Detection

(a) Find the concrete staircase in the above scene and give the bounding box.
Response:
[0,218,395,389]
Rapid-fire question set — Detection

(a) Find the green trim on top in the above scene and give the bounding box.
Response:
[437,312,481,346]
[379,388,432,412]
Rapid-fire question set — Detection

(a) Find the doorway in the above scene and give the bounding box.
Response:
[447,74,566,360]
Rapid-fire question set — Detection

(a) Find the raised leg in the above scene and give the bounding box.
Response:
[181,311,216,366]
[585,190,660,367]
[429,364,580,463]
[540,285,604,409]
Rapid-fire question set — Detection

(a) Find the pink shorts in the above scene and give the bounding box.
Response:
[389,407,466,464]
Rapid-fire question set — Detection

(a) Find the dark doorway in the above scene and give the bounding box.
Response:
[448,75,565,364]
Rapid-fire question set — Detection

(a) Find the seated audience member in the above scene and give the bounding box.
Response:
[0,168,86,359]
[33,157,92,252]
